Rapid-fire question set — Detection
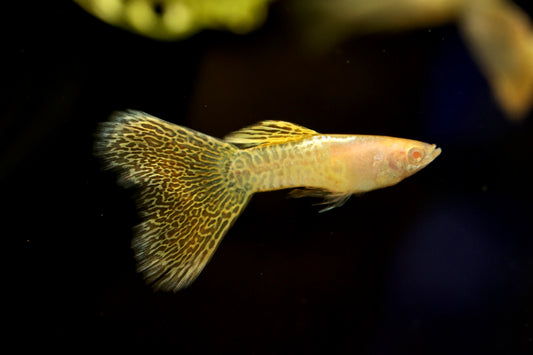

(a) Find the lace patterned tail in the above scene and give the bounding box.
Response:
[95,110,251,292]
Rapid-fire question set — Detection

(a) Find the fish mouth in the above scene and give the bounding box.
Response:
[427,144,442,163]
[431,145,442,158]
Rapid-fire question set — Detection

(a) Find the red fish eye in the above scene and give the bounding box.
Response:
[408,147,425,163]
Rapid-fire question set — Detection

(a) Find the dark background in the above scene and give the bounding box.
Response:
[6,1,533,353]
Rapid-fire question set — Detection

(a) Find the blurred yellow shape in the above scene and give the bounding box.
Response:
[88,0,124,23]
[125,0,158,34]
[163,2,194,35]
[74,0,272,40]
[460,0,533,119]
[297,0,533,120]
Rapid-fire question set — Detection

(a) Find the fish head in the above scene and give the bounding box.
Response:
[374,138,441,188]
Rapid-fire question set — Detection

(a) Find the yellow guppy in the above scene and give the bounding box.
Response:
[96,110,441,292]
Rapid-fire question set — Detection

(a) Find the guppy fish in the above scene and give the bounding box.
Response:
[96,110,441,292]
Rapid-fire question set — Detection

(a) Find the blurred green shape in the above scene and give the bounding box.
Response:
[74,0,273,40]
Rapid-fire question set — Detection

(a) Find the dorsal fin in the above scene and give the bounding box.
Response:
[224,120,319,148]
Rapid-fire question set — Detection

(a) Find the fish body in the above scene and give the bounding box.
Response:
[231,134,439,196]
[96,110,440,291]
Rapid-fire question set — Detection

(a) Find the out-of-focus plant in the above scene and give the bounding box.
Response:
[295,0,533,121]
[74,0,273,40]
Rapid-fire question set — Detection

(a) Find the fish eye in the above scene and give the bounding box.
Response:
[408,147,425,164]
